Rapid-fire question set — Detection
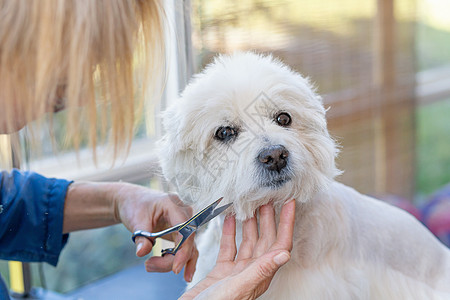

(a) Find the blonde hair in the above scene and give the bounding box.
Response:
[0,0,165,158]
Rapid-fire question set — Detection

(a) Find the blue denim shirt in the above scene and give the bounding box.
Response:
[0,169,72,299]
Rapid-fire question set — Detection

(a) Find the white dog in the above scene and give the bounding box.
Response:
[159,52,450,299]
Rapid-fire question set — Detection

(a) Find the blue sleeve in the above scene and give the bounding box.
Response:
[0,169,72,266]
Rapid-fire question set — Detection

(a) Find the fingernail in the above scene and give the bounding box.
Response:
[136,243,143,255]
[225,214,234,220]
[173,264,180,274]
[273,251,290,266]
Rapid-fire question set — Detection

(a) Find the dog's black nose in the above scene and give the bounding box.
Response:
[258,145,289,172]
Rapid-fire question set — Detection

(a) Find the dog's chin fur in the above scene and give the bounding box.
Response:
[159,52,450,298]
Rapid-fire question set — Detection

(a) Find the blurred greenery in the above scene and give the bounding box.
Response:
[416,99,450,197]
[44,225,145,293]
[0,262,9,287]
[417,23,450,71]
[0,224,146,294]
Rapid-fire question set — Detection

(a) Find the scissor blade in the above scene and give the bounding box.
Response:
[184,197,223,228]
[198,202,233,227]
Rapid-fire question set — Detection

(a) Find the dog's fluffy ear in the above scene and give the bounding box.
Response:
[161,103,182,149]
[160,100,195,156]
[158,102,184,183]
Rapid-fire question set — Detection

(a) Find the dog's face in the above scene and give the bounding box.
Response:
[159,52,340,220]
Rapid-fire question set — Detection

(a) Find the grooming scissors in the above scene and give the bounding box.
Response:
[132,197,232,256]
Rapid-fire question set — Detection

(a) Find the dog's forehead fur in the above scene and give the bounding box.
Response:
[183,52,320,113]
[165,52,326,150]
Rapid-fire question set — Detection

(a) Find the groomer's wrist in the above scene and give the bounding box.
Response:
[108,181,129,224]
[107,181,148,225]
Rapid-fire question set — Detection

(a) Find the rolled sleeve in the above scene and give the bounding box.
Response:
[0,169,72,266]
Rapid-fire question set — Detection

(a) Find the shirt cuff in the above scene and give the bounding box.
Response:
[44,178,72,266]
[0,170,72,266]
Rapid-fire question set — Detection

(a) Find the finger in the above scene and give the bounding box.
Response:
[217,215,237,263]
[231,250,291,299]
[236,214,258,261]
[167,192,186,207]
[173,233,196,275]
[165,196,191,225]
[272,199,296,251]
[145,254,175,273]
[135,237,154,257]
[184,246,199,282]
[254,204,276,257]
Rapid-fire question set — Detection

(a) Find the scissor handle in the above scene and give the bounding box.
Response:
[132,225,196,256]
[132,222,183,243]
[132,230,154,245]
[160,225,196,256]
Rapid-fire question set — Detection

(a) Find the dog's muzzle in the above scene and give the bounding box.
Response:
[257,145,289,172]
[257,145,292,189]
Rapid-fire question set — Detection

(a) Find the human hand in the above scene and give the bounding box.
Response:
[112,183,198,282]
[180,199,296,300]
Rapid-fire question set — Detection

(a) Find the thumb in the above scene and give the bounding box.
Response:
[134,236,154,257]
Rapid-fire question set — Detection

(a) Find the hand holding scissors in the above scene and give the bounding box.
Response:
[132,197,232,254]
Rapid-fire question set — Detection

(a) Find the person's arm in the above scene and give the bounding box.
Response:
[0,170,198,281]
[63,181,199,281]
[180,200,296,300]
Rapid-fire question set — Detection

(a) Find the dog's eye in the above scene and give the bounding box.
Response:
[215,126,237,142]
[276,112,291,127]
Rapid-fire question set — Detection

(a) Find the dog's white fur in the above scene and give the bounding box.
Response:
[159,52,450,299]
